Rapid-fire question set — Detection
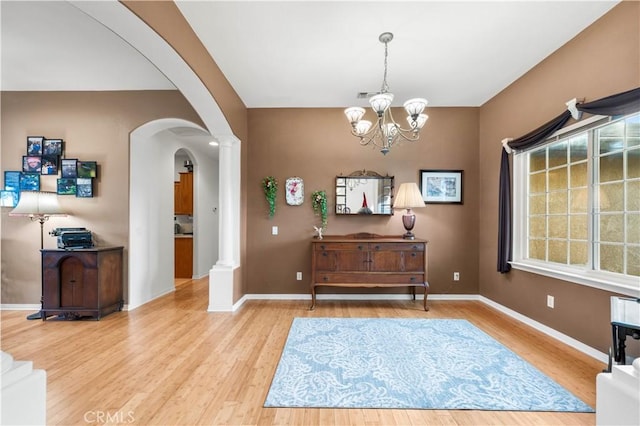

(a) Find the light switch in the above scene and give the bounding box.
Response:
[272,226,278,235]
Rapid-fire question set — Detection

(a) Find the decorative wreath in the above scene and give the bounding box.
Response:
[311,190,328,230]
[262,176,278,218]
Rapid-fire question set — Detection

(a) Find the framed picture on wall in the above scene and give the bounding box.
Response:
[22,156,42,173]
[41,155,59,175]
[57,178,76,195]
[26,136,44,156]
[77,161,97,178]
[420,169,464,204]
[76,178,93,198]
[20,173,40,191]
[43,139,63,156]
[4,171,22,191]
[61,158,77,178]
[0,190,19,208]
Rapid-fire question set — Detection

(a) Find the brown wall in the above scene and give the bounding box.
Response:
[0,90,202,304]
[478,1,640,354]
[246,107,480,296]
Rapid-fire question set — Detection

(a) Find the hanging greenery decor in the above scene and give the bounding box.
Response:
[262,176,278,218]
[311,190,328,230]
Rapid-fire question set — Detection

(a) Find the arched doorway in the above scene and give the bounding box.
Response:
[73,2,242,311]
[129,119,219,309]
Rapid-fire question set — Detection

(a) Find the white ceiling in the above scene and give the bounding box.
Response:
[1,0,620,108]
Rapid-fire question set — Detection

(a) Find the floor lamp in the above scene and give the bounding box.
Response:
[393,183,426,240]
[10,191,66,320]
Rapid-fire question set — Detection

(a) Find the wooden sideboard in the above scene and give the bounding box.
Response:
[41,246,124,320]
[310,233,429,310]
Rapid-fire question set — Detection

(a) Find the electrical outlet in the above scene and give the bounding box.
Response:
[547,295,555,308]
[296,272,302,280]
[453,272,460,281]
[272,226,278,235]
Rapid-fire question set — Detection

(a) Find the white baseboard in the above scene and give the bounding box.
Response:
[479,296,608,364]
[0,304,40,311]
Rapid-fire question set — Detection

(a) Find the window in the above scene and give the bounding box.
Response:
[512,113,640,296]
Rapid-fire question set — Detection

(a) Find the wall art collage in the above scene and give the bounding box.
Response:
[0,136,99,207]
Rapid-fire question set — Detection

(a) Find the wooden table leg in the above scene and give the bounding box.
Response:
[309,285,316,310]
[423,281,430,311]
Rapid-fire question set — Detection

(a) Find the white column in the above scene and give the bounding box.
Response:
[209,134,240,312]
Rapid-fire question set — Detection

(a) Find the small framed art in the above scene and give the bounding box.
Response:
[57,178,77,195]
[420,170,464,204]
[76,178,93,198]
[4,171,22,191]
[23,156,42,173]
[41,155,59,175]
[20,173,40,191]
[27,136,44,156]
[285,177,304,206]
[77,161,97,178]
[0,190,19,208]
[43,139,63,156]
[61,158,77,178]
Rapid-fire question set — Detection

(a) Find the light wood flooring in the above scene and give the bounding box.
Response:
[1,277,604,425]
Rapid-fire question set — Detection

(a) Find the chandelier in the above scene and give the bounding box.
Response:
[344,32,428,155]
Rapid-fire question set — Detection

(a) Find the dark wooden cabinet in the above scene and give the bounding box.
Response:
[310,234,429,310]
[174,236,193,278]
[41,247,124,320]
[174,171,193,215]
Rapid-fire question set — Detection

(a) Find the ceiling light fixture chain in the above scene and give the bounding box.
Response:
[380,32,391,95]
[344,32,428,155]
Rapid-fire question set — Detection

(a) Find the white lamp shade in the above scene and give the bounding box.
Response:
[344,107,365,124]
[369,93,393,115]
[383,123,398,138]
[403,98,428,116]
[393,183,425,209]
[407,113,429,130]
[354,120,372,135]
[9,191,66,217]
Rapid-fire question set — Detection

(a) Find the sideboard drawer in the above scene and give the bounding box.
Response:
[370,242,425,252]
[317,273,425,285]
[315,242,367,251]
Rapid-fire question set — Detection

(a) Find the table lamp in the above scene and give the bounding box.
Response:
[10,191,66,319]
[392,182,425,239]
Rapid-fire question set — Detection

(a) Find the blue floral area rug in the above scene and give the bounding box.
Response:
[264,318,594,412]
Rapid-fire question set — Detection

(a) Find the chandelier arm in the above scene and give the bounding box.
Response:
[355,126,388,150]
[387,108,421,137]
[392,129,422,143]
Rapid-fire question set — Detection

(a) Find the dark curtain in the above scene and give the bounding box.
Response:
[496,87,640,273]
[497,148,512,273]
[507,110,573,151]
[577,87,640,116]
[496,110,571,273]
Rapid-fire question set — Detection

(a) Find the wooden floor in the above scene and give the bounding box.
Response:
[1,277,603,425]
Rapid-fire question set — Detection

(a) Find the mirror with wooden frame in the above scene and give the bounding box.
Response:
[335,170,394,215]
